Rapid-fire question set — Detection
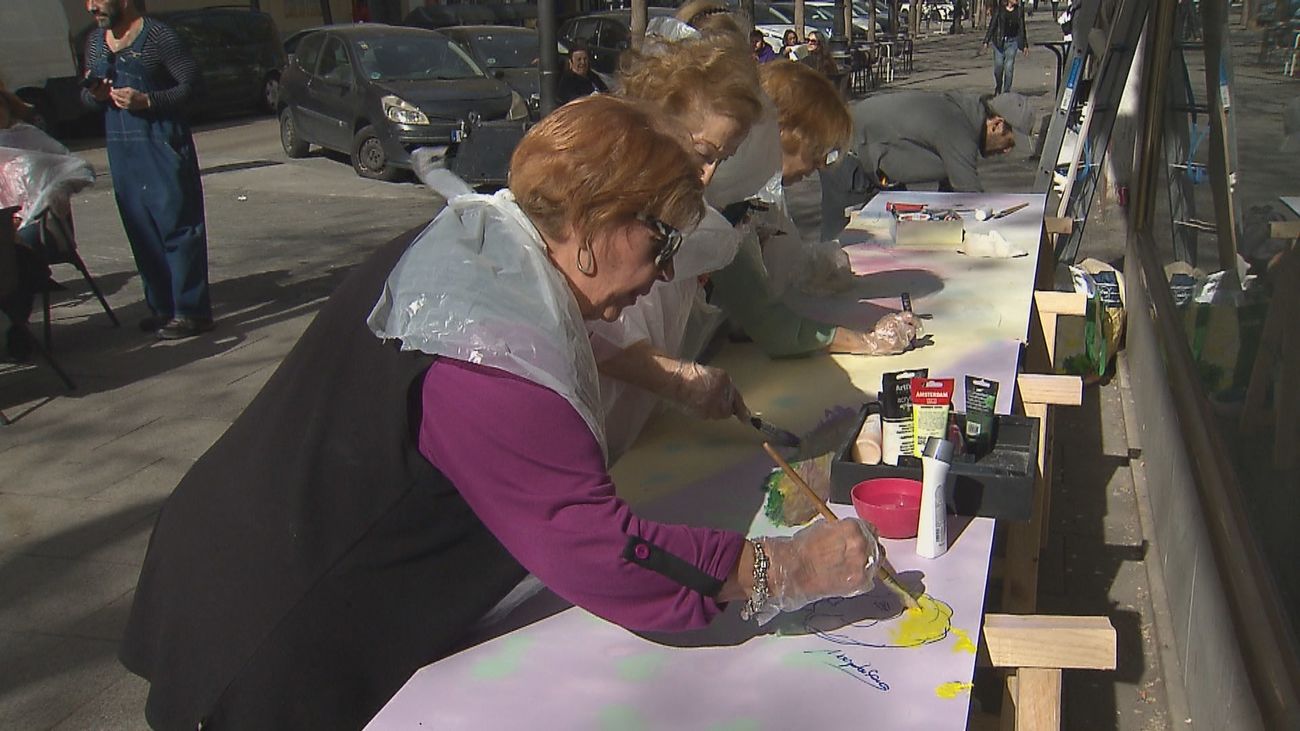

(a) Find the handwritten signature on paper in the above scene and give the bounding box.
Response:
[804,649,891,691]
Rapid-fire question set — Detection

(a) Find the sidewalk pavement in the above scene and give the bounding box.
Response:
[1,12,1173,729]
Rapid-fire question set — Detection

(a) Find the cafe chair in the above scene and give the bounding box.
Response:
[1,207,76,396]
[31,206,120,348]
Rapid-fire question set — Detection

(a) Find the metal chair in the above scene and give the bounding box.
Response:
[1,205,76,396]
[31,207,119,348]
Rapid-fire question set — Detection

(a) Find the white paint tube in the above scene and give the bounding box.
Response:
[917,437,954,559]
[880,368,927,465]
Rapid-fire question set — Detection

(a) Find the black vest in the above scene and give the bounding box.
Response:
[120,227,528,729]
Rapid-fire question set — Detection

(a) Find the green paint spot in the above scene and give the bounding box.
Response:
[773,395,802,409]
[616,653,663,682]
[471,636,533,680]
[599,704,648,731]
[707,720,761,731]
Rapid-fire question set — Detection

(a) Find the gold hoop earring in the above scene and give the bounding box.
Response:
[576,242,595,275]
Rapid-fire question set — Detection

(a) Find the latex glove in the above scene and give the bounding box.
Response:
[669,361,747,419]
[750,518,882,624]
[826,312,924,355]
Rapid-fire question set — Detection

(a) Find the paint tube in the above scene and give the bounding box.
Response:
[963,376,999,457]
[909,377,955,458]
[880,368,927,465]
[852,412,883,465]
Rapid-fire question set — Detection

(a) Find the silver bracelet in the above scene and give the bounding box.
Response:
[740,540,770,621]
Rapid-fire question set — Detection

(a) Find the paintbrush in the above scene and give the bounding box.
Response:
[991,202,1029,219]
[761,443,922,611]
[744,414,802,449]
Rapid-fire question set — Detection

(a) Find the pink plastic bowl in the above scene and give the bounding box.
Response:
[851,478,923,539]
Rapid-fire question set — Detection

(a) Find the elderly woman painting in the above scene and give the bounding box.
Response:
[118,95,884,730]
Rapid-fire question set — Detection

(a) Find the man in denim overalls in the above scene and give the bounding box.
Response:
[82,0,212,339]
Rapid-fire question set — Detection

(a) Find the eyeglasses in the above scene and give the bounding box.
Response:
[636,213,683,271]
[808,39,821,45]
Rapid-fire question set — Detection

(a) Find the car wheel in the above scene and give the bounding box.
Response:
[260,74,280,114]
[351,125,400,181]
[280,107,309,158]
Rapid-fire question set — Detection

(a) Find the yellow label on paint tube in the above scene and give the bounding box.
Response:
[909,377,954,457]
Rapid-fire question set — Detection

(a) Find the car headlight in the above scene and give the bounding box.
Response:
[382,95,430,126]
[507,91,528,122]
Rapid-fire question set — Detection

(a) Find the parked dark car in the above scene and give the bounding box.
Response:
[277,25,528,182]
[557,8,677,75]
[439,25,556,120]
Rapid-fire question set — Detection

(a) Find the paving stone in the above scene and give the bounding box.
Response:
[0,553,142,635]
[0,630,123,730]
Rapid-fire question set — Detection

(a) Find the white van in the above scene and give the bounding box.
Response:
[0,0,82,128]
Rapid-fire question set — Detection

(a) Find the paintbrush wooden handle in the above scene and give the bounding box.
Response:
[762,442,837,523]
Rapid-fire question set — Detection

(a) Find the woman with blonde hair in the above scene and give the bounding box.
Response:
[709,60,920,359]
[586,34,769,454]
[120,94,886,729]
[617,36,763,186]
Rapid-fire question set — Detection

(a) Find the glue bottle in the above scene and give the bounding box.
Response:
[917,437,953,559]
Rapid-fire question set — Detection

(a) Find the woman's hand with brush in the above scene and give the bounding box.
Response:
[826,312,924,355]
[669,361,747,419]
[746,518,882,623]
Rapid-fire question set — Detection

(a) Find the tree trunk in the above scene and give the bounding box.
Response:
[631,0,647,48]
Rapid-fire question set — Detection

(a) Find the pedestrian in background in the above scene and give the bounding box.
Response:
[751,30,778,63]
[983,0,1029,93]
[82,0,213,340]
[556,44,608,105]
[778,29,802,59]
[801,30,839,78]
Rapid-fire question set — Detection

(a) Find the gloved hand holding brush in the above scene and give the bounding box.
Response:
[742,518,883,624]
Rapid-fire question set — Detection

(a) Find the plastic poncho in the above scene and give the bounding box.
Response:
[367,185,606,456]
[588,206,740,459]
[0,123,95,228]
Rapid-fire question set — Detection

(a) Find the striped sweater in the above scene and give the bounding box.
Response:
[80,18,201,115]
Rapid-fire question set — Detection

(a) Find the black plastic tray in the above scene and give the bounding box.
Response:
[828,403,1039,521]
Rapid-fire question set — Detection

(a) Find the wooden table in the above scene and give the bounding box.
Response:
[366,192,1048,730]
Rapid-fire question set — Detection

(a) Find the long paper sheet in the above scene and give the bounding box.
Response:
[367,192,1043,730]
[615,193,1044,505]
[368,459,995,730]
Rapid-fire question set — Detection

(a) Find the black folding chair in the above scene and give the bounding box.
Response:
[32,207,120,348]
[1,206,75,397]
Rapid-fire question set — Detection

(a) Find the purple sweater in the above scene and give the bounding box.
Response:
[418,358,746,631]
